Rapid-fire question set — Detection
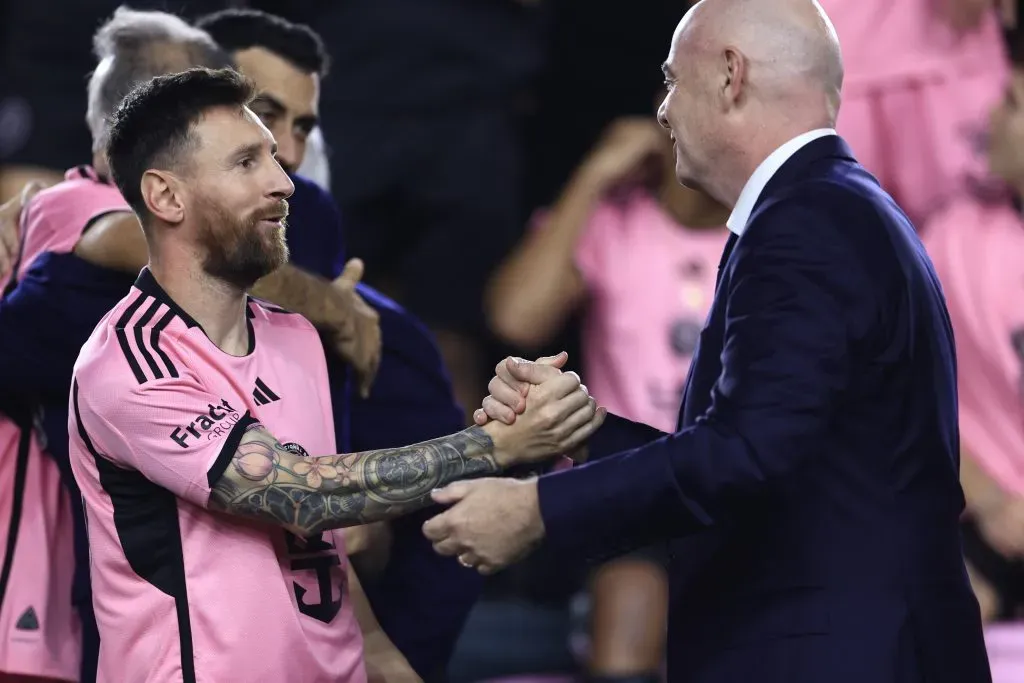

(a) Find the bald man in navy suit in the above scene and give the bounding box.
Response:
[422,1,991,682]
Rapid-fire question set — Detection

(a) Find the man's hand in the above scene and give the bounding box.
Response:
[480,362,606,467]
[0,181,45,278]
[423,477,544,574]
[329,258,381,398]
[473,353,571,426]
[581,118,669,190]
[976,496,1024,558]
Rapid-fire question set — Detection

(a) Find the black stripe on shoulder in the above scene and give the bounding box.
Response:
[151,309,179,379]
[206,411,259,488]
[115,291,150,384]
[133,298,164,380]
[134,268,200,329]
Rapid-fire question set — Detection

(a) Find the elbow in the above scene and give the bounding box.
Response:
[486,306,551,350]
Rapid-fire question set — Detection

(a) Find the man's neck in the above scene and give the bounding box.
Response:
[150,258,252,356]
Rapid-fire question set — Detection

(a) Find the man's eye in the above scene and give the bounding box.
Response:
[239,157,255,169]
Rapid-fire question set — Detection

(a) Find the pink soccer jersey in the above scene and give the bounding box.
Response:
[69,268,366,683]
[569,190,728,432]
[923,197,1024,496]
[0,165,130,681]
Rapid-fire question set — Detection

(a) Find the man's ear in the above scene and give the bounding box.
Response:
[720,46,748,110]
[140,169,186,226]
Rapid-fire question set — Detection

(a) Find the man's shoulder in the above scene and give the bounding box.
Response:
[74,286,197,390]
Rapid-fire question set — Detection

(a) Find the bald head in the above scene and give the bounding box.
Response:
[656,0,844,206]
[675,0,843,122]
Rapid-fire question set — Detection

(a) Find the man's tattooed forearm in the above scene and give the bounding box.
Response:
[210,426,499,534]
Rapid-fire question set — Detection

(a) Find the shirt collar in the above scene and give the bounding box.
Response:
[726,128,837,235]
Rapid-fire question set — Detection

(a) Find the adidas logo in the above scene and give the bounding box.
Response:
[15,607,38,631]
[253,377,281,406]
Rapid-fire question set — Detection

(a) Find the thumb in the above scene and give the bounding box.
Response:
[536,351,568,369]
[335,258,365,288]
[431,480,473,506]
[506,356,563,384]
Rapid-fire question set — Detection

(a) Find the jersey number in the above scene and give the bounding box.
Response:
[286,532,343,623]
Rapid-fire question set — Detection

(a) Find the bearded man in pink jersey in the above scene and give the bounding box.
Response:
[68,67,604,683]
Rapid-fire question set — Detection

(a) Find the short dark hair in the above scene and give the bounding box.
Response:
[195,9,329,78]
[106,67,257,223]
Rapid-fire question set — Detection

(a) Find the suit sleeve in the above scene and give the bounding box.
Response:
[587,412,668,461]
[72,372,259,507]
[537,199,862,560]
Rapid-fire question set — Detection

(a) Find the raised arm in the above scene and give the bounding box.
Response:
[486,118,666,349]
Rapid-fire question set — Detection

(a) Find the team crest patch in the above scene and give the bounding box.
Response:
[281,442,309,458]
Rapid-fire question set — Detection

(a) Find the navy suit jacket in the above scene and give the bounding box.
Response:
[536,136,990,683]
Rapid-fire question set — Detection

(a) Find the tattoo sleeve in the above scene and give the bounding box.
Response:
[250,264,343,330]
[209,423,500,535]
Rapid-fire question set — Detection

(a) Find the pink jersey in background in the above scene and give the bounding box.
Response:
[70,269,365,683]
[569,190,728,432]
[820,0,1004,90]
[0,164,130,681]
[923,197,1024,496]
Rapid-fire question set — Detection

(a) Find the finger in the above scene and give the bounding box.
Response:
[430,481,473,506]
[482,395,518,425]
[561,407,608,451]
[545,388,593,428]
[496,357,531,397]
[335,258,365,288]
[422,512,451,542]
[458,551,481,568]
[473,408,490,426]
[20,181,44,205]
[488,374,526,414]
[431,538,463,556]
[535,371,583,402]
[557,396,600,436]
[477,563,499,576]
[505,357,566,386]
[535,351,568,368]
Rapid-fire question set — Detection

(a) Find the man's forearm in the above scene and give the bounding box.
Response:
[250,264,342,329]
[211,426,500,535]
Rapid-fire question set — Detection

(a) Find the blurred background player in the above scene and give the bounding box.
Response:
[821,0,1012,226]
[922,26,1024,683]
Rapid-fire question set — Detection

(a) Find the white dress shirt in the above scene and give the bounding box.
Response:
[726,128,837,235]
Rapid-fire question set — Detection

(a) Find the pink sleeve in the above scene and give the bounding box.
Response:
[76,371,259,507]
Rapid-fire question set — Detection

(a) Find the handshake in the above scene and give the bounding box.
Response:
[472,352,607,469]
[422,352,607,574]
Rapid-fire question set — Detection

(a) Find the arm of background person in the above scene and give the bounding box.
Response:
[586,554,668,680]
[73,212,351,327]
[484,173,598,349]
[350,286,487,680]
[534,198,865,561]
[486,118,667,349]
[348,563,422,683]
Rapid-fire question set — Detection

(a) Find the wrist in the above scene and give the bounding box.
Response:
[481,421,515,469]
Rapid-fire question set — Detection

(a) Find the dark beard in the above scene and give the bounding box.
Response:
[196,197,289,290]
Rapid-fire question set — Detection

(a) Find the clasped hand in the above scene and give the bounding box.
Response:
[423,353,602,574]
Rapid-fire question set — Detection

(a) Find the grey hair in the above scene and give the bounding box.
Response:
[86,6,234,152]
